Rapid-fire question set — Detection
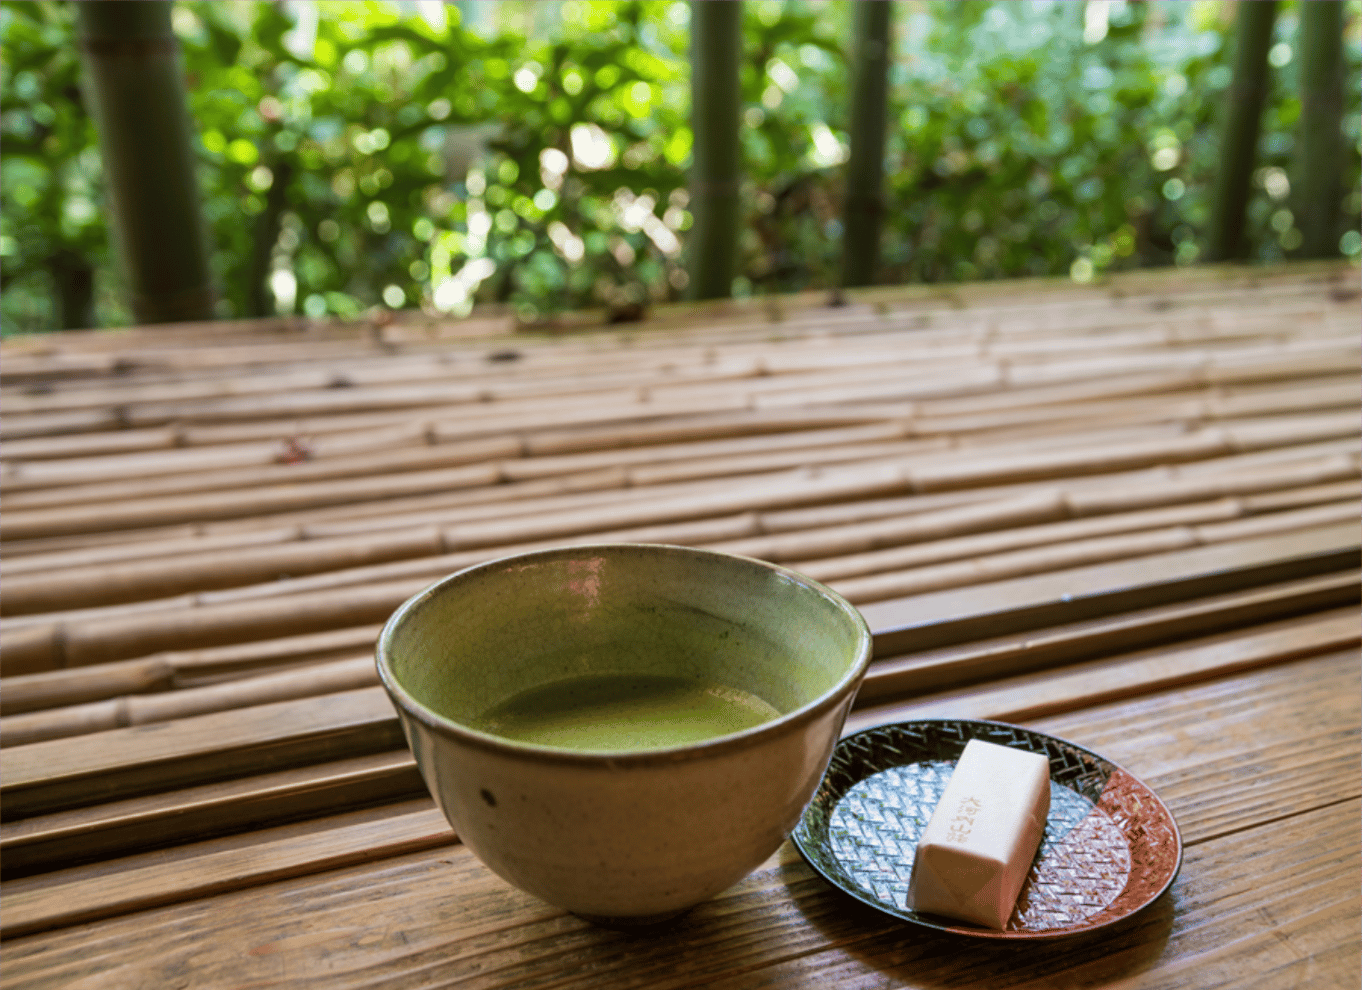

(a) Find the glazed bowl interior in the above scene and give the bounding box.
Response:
[381,544,868,746]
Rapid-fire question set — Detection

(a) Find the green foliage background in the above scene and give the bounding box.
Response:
[1,0,1358,333]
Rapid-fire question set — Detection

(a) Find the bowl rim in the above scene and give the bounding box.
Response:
[375,542,873,766]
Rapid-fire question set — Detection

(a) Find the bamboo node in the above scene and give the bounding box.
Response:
[274,437,314,464]
[53,623,69,671]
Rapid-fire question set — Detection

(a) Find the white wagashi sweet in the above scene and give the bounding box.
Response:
[907,738,1051,930]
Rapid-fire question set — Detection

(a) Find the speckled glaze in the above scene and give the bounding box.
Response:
[376,543,872,923]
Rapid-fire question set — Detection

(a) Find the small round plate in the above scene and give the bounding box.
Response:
[792,719,1182,939]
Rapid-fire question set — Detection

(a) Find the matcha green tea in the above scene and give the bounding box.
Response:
[470,673,783,751]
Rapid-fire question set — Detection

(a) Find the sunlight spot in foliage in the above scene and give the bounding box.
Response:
[433,257,494,315]
[571,123,617,170]
[1267,42,1291,69]
[549,220,585,262]
[1083,1,1109,44]
[247,165,274,192]
[540,147,569,190]
[342,49,369,76]
[623,81,654,118]
[270,270,297,313]
[767,58,799,94]
[367,201,391,233]
[756,2,783,28]
[283,2,318,60]
[312,38,337,67]
[664,127,692,167]
[1340,231,1361,258]
[666,3,689,27]
[62,196,95,226]
[227,139,259,165]
[382,284,405,307]
[416,1,447,33]
[1151,146,1179,171]
[1070,257,1094,283]
[533,188,557,211]
[331,170,355,199]
[293,69,332,95]
[1161,178,1185,201]
[202,130,227,155]
[807,123,847,168]
[514,64,540,94]
[1259,167,1290,200]
[466,169,486,196]
[561,69,584,96]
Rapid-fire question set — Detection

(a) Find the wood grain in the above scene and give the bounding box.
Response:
[0,687,400,819]
[846,609,1360,734]
[0,750,423,877]
[0,804,454,939]
[0,648,1353,984]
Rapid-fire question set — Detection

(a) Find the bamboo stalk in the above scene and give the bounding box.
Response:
[686,0,742,300]
[831,512,1358,605]
[0,527,445,616]
[846,608,1359,734]
[856,570,1361,704]
[841,0,892,288]
[0,803,453,939]
[4,446,1354,632]
[1211,0,1280,263]
[1292,0,1345,259]
[76,1,214,322]
[0,686,401,820]
[0,750,423,878]
[0,655,379,747]
[0,625,383,716]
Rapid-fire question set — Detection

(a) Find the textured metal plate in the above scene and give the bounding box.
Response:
[793,719,1182,939]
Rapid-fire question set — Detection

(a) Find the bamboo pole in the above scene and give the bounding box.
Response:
[0,655,379,747]
[1206,0,1279,262]
[75,1,214,323]
[687,0,743,299]
[1292,0,1345,259]
[841,0,893,288]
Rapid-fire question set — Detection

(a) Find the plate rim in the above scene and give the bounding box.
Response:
[792,717,1184,940]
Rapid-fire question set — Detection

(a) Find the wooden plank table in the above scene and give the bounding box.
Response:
[1,263,1358,988]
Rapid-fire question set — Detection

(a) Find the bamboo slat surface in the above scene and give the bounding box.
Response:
[1,263,1358,989]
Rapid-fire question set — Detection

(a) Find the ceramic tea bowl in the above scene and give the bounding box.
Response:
[376,543,872,925]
